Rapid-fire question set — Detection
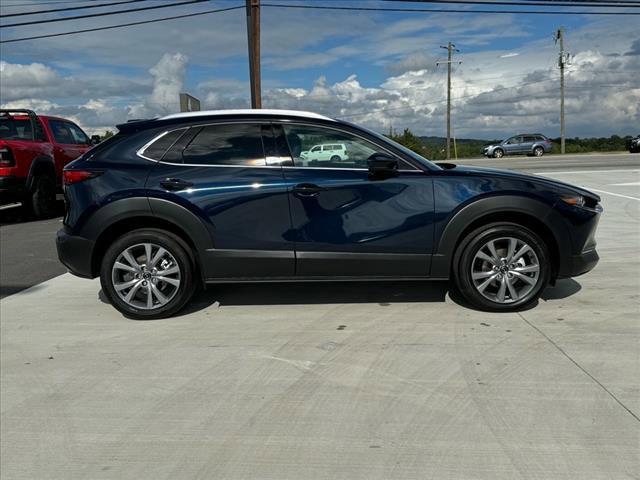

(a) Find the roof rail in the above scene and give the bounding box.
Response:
[0,109,37,118]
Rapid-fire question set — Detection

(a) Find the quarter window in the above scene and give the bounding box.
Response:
[282,124,414,170]
[143,128,187,161]
[181,124,266,166]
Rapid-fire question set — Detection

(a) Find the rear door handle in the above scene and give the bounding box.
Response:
[293,183,324,197]
[160,178,194,191]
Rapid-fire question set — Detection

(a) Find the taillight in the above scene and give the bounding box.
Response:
[0,147,15,167]
[63,170,103,185]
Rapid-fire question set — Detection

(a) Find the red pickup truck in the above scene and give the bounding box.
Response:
[0,109,93,218]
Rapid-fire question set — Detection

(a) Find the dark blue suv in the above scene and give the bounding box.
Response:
[56,110,601,318]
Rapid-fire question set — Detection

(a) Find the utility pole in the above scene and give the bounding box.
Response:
[555,27,566,154]
[437,42,460,160]
[246,0,261,108]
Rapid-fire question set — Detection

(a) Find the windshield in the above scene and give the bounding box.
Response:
[340,120,441,170]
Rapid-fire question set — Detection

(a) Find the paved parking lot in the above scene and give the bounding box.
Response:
[1,165,639,479]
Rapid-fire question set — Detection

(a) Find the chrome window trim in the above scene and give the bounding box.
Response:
[136,119,422,172]
[136,130,171,161]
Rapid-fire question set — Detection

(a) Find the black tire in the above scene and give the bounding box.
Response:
[492,148,504,159]
[453,222,551,312]
[100,229,196,319]
[28,174,57,219]
[330,155,341,161]
[533,146,544,157]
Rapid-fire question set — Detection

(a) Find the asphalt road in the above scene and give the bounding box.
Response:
[0,152,638,299]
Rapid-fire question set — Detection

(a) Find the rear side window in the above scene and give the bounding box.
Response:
[142,128,187,160]
[181,124,266,166]
[524,136,536,142]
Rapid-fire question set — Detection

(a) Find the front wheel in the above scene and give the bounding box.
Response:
[454,222,550,311]
[100,229,196,319]
[492,148,504,158]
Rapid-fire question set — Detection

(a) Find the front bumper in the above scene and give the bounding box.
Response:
[560,249,599,278]
[56,228,96,278]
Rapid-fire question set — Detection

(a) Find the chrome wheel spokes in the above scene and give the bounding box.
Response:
[111,243,181,310]
[471,236,540,304]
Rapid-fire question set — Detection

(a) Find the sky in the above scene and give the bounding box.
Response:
[1,0,639,139]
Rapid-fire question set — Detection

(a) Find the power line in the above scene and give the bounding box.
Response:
[1,0,95,7]
[385,0,640,8]
[0,0,146,18]
[0,4,244,43]
[261,2,640,14]
[1,0,213,28]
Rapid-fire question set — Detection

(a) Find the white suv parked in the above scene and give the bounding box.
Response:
[300,143,349,162]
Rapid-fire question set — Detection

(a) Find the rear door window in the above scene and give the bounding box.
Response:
[181,124,266,166]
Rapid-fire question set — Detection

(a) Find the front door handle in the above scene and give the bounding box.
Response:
[160,178,194,191]
[293,183,324,197]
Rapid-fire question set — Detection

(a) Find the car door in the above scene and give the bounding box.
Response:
[520,135,535,154]
[276,122,435,278]
[47,119,89,178]
[503,136,521,155]
[144,122,294,278]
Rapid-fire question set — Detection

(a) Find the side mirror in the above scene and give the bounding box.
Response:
[368,153,398,179]
[90,135,101,145]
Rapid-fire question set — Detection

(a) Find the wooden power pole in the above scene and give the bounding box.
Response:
[556,27,567,154]
[246,0,261,108]
[438,42,460,160]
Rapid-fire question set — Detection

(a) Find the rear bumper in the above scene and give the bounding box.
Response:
[0,176,26,203]
[56,228,96,278]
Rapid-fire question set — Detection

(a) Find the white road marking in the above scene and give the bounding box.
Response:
[608,182,640,186]
[588,189,640,201]
[534,169,640,175]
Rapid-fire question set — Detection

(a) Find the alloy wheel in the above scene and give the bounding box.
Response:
[111,243,181,310]
[470,236,540,304]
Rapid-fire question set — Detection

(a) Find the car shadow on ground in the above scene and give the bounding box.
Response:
[0,200,64,226]
[98,278,582,320]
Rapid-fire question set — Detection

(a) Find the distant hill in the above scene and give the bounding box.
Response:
[419,136,498,145]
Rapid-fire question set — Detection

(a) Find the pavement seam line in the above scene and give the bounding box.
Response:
[517,312,640,424]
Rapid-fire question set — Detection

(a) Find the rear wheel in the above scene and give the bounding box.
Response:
[454,222,550,311]
[330,155,341,161]
[100,229,195,319]
[28,174,57,218]
[533,146,544,157]
[492,148,504,158]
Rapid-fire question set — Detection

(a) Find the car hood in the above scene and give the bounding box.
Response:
[437,163,601,201]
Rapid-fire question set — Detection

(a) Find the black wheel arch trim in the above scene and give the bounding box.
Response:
[26,156,55,190]
[79,196,215,279]
[430,194,572,279]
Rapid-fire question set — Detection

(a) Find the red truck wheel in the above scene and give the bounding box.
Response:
[28,174,57,218]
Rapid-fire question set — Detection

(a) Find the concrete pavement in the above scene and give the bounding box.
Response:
[1,168,638,479]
